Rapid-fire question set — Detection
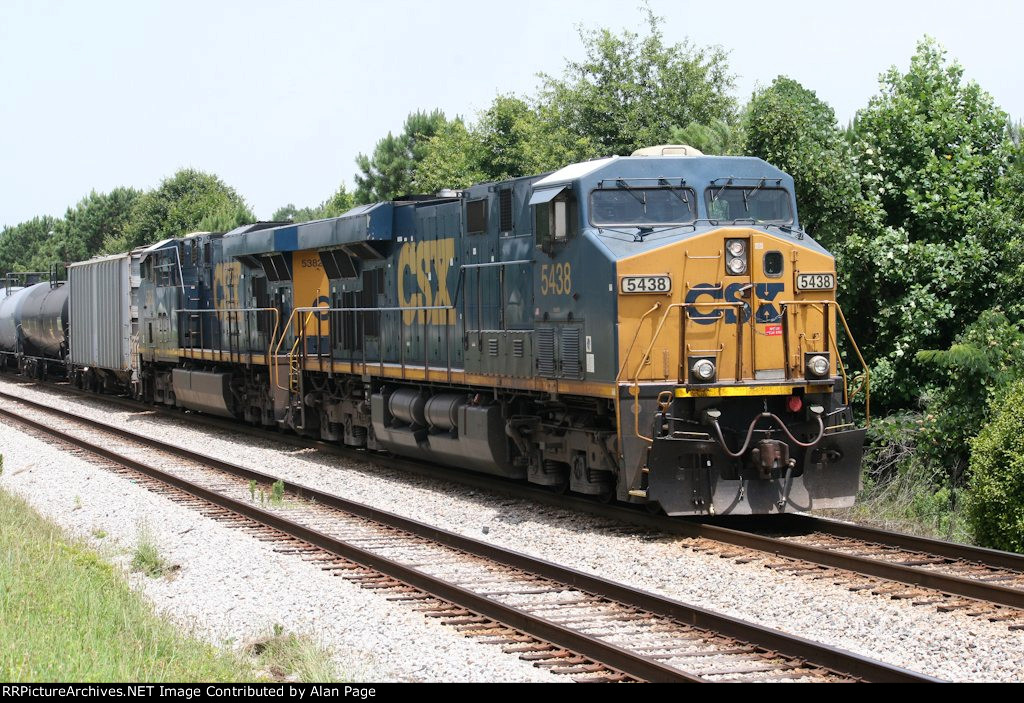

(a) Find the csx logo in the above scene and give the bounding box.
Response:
[685,283,785,325]
[398,238,456,325]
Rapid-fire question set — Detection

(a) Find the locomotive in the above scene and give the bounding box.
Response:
[0,146,868,515]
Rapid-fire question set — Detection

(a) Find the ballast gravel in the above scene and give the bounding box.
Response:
[2,378,1023,682]
[0,406,562,682]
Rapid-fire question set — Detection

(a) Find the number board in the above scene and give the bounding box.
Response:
[796,273,835,291]
[620,275,672,294]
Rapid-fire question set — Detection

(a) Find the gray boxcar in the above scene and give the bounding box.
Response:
[68,253,138,385]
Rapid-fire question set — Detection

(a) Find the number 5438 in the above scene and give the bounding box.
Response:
[540,263,572,296]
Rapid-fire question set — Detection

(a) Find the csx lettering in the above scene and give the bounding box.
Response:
[540,263,572,296]
[398,238,455,325]
[213,261,242,312]
[685,282,785,325]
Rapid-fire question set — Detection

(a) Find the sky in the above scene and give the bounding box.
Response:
[1,0,1022,228]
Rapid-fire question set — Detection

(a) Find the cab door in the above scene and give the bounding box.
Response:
[748,234,789,381]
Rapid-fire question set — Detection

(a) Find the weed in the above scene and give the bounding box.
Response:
[249,480,257,502]
[130,530,171,578]
[244,626,339,683]
[73,496,83,510]
[270,480,285,506]
[92,528,108,540]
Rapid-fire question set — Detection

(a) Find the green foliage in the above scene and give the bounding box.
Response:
[413,96,584,193]
[839,227,994,409]
[966,380,1024,552]
[0,488,252,681]
[743,77,868,248]
[0,216,62,276]
[413,119,487,193]
[838,39,1020,411]
[669,119,742,157]
[272,183,355,223]
[245,627,340,682]
[354,110,451,203]
[270,480,284,506]
[50,188,142,264]
[834,413,970,541]
[537,6,734,158]
[116,169,253,252]
[130,530,172,578]
[854,38,1011,243]
[915,311,1024,481]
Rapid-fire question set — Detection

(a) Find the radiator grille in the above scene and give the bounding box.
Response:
[536,328,556,378]
[560,327,581,379]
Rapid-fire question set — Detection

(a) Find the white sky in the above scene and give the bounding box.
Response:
[1,0,1021,227]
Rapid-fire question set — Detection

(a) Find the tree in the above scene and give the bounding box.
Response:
[354,110,450,203]
[669,119,742,157]
[853,37,1010,244]
[271,183,355,223]
[966,379,1024,552]
[839,39,1018,410]
[743,77,868,248]
[0,216,62,275]
[57,188,141,262]
[538,6,734,158]
[114,169,253,252]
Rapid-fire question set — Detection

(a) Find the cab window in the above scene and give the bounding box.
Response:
[590,187,696,226]
[535,191,578,249]
[705,186,793,224]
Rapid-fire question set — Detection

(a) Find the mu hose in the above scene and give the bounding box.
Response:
[710,412,826,459]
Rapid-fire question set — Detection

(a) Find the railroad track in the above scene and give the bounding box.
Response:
[0,390,933,683]
[5,378,1024,628]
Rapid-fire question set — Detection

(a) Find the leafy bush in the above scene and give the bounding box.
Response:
[966,380,1024,552]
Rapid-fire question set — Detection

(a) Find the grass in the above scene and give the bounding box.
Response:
[130,530,174,578]
[0,485,346,682]
[245,625,341,683]
[827,469,973,544]
[0,486,254,681]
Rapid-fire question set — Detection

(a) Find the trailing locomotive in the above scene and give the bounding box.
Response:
[0,146,869,516]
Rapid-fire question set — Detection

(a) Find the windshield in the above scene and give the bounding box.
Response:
[705,186,793,224]
[590,187,696,226]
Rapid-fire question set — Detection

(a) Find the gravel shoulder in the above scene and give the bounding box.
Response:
[2,378,1022,682]
[0,399,562,682]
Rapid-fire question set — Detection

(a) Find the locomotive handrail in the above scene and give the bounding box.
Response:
[778,300,870,424]
[270,304,458,392]
[620,301,745,443]
[173,307,280,365]
[617,295,870,443]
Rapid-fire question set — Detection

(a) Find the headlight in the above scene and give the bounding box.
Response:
[725,239,747,275]
[691,358,716,382]
[808,354,830,377]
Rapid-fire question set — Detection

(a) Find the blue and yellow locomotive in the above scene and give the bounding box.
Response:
[29,145,869,516]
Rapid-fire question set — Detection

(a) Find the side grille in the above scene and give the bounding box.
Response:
[512,337,524,358]
[499,189,514,233]
[560,327,581,379]
[487,338,499,356]
[536,328,556,378]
